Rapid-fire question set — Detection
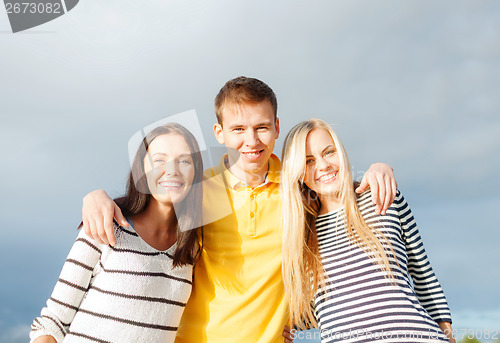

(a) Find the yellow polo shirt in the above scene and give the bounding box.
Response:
[175,154,287,342]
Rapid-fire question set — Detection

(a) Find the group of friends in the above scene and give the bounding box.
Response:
[30,76,454,343]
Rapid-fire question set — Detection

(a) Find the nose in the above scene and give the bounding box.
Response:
[163,160,179,176]
[244,130,260,147]
[316,157,331,171]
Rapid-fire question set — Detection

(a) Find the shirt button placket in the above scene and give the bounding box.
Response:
[249,192,256,236]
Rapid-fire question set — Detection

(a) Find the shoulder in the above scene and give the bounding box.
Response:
[356,189,372,203]
[203,166,216,178]
[356,188,405,214]
[74,228,105,255]
[356,188,403,202]
[392,189,406,209]
[78,220,135,250]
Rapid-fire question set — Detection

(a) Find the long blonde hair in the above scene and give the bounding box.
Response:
[280,119,395,329]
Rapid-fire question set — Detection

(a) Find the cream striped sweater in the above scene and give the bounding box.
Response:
[30,221,192,343]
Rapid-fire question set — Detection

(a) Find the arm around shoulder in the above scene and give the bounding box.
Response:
[82,189,128,246]
[356,163,397,215]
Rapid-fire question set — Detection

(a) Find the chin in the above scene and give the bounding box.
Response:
[316,186,340,197]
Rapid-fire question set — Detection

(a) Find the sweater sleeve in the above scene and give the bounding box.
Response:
[395,190,452,323]
[30,229,103,343]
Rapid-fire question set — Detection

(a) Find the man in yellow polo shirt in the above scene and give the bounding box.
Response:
[81,76,397,342]
[175,77,286,342]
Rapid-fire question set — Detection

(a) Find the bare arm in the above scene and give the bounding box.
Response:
[355,162,397,215]
[30,230,103,341]
[82,189,128,246]
[438,322,455,343]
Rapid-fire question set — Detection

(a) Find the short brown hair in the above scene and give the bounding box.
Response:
[214,76,278,125]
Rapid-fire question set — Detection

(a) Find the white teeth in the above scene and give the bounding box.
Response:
[160,182,182,187]
[319,172,337,182]
[244,152,260,156]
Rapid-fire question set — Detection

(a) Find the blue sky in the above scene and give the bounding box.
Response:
[1,1,499,342]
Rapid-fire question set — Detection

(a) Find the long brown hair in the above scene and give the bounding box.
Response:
[115,123,203,267]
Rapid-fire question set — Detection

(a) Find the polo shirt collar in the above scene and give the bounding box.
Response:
[214,154,281,190]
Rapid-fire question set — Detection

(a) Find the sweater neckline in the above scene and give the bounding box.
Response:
[125,217,177,254]
[317,206,345,219]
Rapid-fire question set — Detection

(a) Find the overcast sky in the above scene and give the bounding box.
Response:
[1,1,499,342]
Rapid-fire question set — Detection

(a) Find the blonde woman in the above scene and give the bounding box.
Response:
[281,119,454,343]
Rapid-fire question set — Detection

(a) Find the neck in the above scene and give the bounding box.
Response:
[319,193,343,215]
[226,157,269,188]
[131,198,178,250]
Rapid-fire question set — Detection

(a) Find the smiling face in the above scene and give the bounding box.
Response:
[214,100,279,182]
[303,128,341,199]
[143,133,195,205]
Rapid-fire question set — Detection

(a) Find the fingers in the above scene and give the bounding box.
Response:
[89,216,105,245]
[355,177,368,194]
[369,174,380,214]
[100,203,126,246]
[82,190,118,245]
[103,209,116,247]
[95,212,110,245]
[381,175,392,215]
[114,203,129,227]
[376,174,386,215]
[282,326,294,343]
[392,178,398,196]
[390,179,398,208]
[380,168,397,215]
[83,216,92,239]
[364,163,399,215]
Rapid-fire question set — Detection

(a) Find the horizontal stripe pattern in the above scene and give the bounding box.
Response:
[314,190,451,342]
[30,223,192,343]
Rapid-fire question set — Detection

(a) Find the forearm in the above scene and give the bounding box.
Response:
[438,321,455,343]
[31,229,102,341]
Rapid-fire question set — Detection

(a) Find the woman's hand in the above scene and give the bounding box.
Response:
[438,321,456,343]
[82,189,128,246]
[283,325,295,343]
[32,335,57,343]
[356,162,397,215]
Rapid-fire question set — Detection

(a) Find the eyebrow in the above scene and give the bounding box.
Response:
[151,153,192,158]
[322,144,336,154]
[306,145,336,158]
[227,121,273,129]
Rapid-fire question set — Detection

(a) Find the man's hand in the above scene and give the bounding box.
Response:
[82,190,128,246]
[282,325,295,343]
[355,163,397,215]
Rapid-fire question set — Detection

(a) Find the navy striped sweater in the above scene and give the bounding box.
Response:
[314,190,451,342]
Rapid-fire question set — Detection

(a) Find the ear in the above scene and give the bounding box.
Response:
[274,117,280,138]
[213,123,225,145]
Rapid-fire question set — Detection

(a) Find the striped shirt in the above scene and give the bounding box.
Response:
[314,190,452,343]
[30,221,192,343]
